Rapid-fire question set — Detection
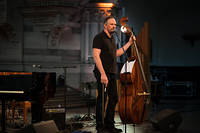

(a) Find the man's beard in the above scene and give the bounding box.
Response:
[109,29,116,34]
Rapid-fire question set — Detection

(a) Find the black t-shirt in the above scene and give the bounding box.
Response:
[93,31,117,73]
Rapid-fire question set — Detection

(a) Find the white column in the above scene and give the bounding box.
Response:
[88,22,98,59]
[84,22,89,61]
[80,22,85,62]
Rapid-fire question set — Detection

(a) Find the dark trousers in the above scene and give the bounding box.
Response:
[94,69,118,129]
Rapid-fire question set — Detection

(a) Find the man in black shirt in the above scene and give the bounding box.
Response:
[93,16,136,133]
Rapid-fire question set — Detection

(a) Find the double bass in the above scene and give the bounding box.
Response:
[118,17,151,124]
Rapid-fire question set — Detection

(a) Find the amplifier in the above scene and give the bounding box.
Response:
[164,81,195,97]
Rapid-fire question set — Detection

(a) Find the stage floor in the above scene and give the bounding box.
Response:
[65,105,200,133]
[2,100,200,133]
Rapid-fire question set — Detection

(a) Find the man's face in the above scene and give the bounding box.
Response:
[104,18,116,33]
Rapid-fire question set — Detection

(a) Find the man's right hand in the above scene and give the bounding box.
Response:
[101,73,108,87]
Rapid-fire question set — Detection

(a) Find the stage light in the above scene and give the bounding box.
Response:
[96,3,114,8]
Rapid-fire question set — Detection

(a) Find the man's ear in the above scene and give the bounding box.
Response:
[104,24,106,29]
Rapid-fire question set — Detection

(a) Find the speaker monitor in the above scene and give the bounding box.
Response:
[151,109,182,133]
[22,120,59,133]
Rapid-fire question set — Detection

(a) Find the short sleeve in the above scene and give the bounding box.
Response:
[93,35,102,49]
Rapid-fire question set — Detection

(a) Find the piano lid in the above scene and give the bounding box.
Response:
[0,72,32,76]
[0,72,56,102]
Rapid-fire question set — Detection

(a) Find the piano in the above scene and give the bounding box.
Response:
[0,72,56,133]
